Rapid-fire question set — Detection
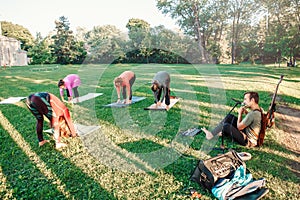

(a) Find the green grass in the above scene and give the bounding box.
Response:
[0,64,299,199]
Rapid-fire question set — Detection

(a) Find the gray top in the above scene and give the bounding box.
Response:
[242,110,262,145]
[152,71,170,103]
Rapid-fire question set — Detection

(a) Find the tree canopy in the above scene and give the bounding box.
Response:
[1,21,34,51]
[50,16,86,64]
[3,0,299,65]
[156,0,300,64]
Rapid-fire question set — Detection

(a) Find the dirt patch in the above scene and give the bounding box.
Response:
[275,104,300,177]
[276,105,300,153]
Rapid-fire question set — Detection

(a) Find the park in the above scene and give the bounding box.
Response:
[0,0,299,199]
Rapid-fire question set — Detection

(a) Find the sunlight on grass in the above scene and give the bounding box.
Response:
[0,167,13,199]
[0,64,299,199]
[0,111,73,199]
[4,76,58,85]
[58,135,184,199]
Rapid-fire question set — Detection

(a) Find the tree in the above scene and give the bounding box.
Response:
[1,21,34,51]
[258,0,300,64]
[225,0,258,64]
[27,33,55,64]
[126,18,150,48]
[156,0,299,65]
[84,25,126,63]
[125,18,152,63]
[150,25,192,63]
[51,16,86,64]
[156,0,210,63]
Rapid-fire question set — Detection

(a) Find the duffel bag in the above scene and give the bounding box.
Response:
[190,150,246,190]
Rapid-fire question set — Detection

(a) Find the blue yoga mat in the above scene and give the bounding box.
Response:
[103,96,146,108]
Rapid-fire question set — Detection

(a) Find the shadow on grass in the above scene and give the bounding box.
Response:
[0,105,116,200]
[119,139,164,153]
[117,137,216,198]
[2,64,299,199]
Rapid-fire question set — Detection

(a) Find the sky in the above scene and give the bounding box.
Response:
[0,0,179,37]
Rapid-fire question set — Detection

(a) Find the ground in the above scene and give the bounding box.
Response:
[275,104,300,177]
[276,105,300,153]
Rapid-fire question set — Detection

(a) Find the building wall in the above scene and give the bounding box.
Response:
[0,35,28,66]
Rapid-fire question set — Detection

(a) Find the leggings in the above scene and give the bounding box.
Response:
[122,75,136,100]
[155,87,170,106]
[66,87,79,98]
[210,114,248,146]
[26,95,52,142]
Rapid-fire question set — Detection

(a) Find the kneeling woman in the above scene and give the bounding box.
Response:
[26,92,77,149]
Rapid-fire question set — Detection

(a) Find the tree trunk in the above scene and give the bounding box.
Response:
[231,16,236,64]
[192,3,206,63]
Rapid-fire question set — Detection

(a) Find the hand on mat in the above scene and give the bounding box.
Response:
[55,142,67,149]
[73,97,79,103]
[39,140,49,147]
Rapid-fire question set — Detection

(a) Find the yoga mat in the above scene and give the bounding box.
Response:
[103,96,146,108]
[43,123,100,136]
[0,97,26,104]
[75,124,100,136]
[144,97,179,111]
[73,93,103,103]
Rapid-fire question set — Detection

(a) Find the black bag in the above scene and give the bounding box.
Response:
[190,150,246,190]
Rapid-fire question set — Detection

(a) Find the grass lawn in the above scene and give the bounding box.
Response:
[0,63,299,199]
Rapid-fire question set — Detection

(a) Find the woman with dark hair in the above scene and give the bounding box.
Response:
[26,92,77,149]
[58,74,81,103]
[151,71,171,111]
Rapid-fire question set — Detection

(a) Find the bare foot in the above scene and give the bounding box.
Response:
[201,127,214,140]
[39,140,49,147]
[166,105,170,111]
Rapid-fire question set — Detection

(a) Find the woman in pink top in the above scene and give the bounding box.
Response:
[114,71,136,104]
[58,74,81,103]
